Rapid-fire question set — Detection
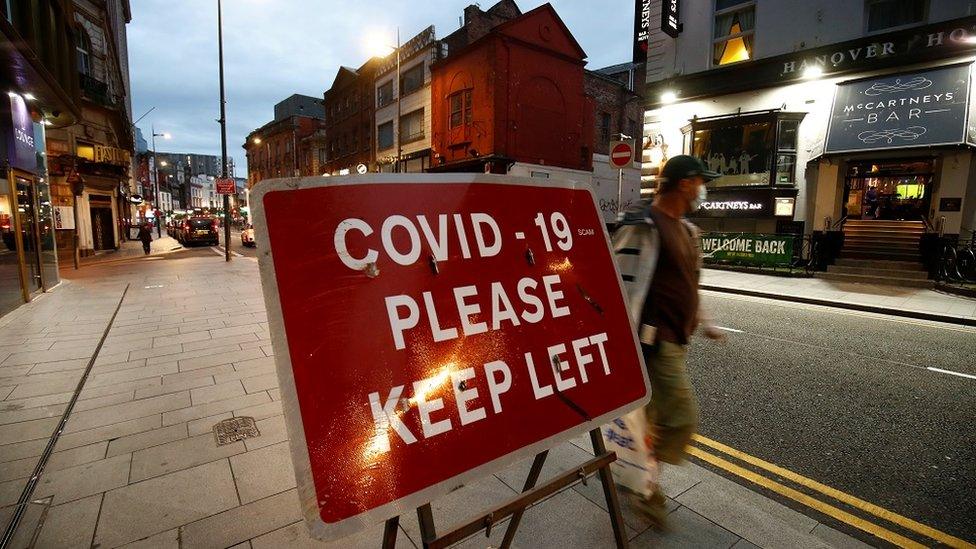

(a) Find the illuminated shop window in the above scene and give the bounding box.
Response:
[713,0,755,66]
[684,111,804,188]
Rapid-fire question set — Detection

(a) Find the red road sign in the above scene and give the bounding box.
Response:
[609,141,634,169]
[252,174,648,541]
[215,177,236,194]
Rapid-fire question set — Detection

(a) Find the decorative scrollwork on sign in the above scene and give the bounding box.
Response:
[864,76,932,96]
[856,126,927,144]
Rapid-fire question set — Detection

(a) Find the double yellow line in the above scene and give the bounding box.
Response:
[688,435,975,549]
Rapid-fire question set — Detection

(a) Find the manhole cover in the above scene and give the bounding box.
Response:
[213,416,260,446]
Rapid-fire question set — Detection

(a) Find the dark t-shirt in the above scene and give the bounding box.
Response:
[640,206,700,345]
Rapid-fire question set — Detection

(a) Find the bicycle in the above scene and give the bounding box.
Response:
[937,241,962,282]
[954,233,976,283]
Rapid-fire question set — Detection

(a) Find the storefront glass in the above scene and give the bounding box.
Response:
[692,121,773,187]
[0,176,23,317]
[15,174,41,294]
[844,159,934,220]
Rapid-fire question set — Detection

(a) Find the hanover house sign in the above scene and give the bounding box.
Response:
[825,64,971,153]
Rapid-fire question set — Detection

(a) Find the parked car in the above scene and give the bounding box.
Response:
[241,224,255,247]
[179,217,219,246]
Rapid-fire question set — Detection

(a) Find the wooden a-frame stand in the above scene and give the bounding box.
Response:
[381,428,628,549]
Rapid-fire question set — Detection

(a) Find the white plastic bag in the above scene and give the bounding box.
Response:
[602,408,657,498]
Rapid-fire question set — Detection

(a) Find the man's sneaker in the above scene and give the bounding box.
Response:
[629,491,670,532]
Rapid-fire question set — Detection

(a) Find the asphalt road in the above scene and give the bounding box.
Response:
[690,291,976,543]
[163,226,258,260]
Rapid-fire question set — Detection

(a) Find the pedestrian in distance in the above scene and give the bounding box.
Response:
[137,222,153,255]
[611,155,726,530]
[864,185,879,219]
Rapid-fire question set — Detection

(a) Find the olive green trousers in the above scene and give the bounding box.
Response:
[641,341,699,465]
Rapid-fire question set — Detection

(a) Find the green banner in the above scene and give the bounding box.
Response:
[700,233,793,266]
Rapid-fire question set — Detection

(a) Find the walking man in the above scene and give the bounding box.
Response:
[612,155,725,528]
[137,222,153,255]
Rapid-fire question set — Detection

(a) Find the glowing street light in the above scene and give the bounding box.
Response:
[365,28,402,172]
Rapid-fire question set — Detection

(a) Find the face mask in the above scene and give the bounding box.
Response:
[690,184,707,211]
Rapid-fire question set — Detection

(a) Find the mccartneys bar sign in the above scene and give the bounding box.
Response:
[825,64,970,153]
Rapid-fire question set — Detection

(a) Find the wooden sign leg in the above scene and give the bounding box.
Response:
[590,428,628,548]
[417,503,437,549]
[382,516,400,549]
[500,450,549,548]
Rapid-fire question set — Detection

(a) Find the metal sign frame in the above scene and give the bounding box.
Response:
[251,174,646,544]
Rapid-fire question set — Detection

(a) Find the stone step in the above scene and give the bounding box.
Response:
[844,220,924,227]
[826,265,930,279]
[844,237,921,247]
[839,250,921,261]
[833,258,925,270]
[842,244,920,254]
[842,228,924,237]
[816,271,934,288]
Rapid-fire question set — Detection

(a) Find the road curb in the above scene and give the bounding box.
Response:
[700,284,976,327]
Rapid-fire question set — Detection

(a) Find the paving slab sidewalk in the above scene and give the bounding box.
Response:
[77,234,184,266]
[702,268,976,323]
[0,255,868,548]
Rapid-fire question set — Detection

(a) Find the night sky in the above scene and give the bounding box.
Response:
[128,0,638,174]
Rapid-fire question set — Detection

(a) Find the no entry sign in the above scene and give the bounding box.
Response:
[252,174,648,541]
[609,141,634,169]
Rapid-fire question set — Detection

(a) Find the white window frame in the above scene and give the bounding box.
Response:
[863,0,928,35]
[711,0,756,69]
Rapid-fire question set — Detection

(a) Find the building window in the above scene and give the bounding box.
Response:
[400,109,425,143]
[713,0,755,66]
[378,121,394,150]
[378,80,394,108]
[400,62,425,96]
[600,112,611,144]
[449,90,472,129]
[865,0,926,32]
[627,118,640,142]
[686,111,804,188]
[76,29,92,75]
[774,118,800,184]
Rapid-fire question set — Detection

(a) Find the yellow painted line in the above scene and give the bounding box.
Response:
[687,446,926,549]
[693,435,975,549]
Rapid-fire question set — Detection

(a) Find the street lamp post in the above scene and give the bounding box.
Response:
[367,29,401,173]
[395,27,401,173]
[217,0,231,262]
[150,126,171,237]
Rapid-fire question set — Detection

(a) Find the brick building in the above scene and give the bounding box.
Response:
[585,62,644,214]
[243,94,327,187]
[374,26,444,173]
[321,60,379,175]
[429,3,594,177]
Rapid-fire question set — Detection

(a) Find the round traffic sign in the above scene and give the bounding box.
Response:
[609,141,633,169]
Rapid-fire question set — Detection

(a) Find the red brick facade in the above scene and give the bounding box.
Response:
[321,60,378,175]
[244,116,327,188]
[430,4,594,173]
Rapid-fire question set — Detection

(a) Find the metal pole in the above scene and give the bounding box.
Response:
[152,126,161,237]
[72,192,79,270]
[217,0,230,262]
[617,168,623,214]
[395,27,401,173]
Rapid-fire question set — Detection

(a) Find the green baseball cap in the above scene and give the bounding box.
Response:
[661,155,721,183]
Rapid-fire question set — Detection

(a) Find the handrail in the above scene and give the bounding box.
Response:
[920,214,937,234]
[830,215,847,231]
